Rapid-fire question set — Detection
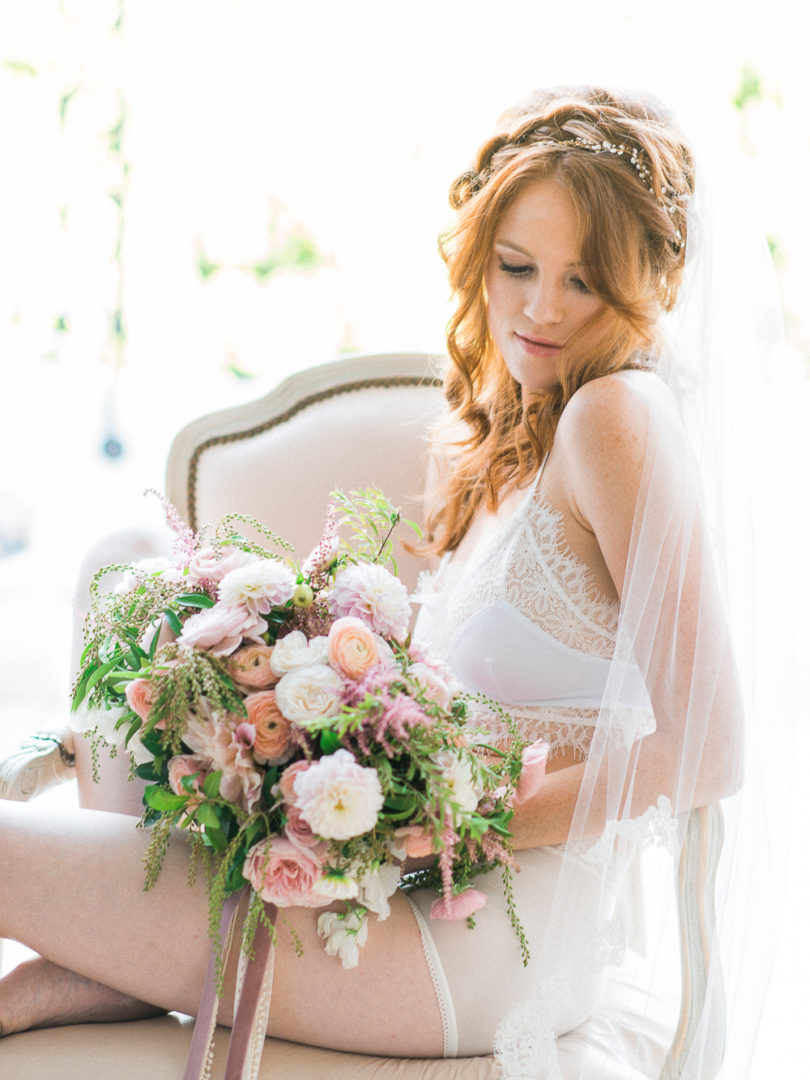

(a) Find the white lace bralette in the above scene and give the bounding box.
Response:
[414,468,653,757]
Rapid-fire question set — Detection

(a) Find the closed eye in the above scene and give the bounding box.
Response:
[498,261,532,278]
[570,276,591,293]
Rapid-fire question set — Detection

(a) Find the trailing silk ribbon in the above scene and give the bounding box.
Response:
[183,890,278,1080]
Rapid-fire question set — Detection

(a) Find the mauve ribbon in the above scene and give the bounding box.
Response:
[224,902,278,1080]
[183,889,244,1080]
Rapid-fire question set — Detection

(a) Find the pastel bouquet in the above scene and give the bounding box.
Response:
[72,490,547,970]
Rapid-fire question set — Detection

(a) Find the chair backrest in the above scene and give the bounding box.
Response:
[166,353,445,591]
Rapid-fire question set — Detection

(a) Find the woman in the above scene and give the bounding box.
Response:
[0,87,777,1077]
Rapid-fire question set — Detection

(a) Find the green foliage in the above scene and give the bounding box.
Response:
[250,231,322,281]
[331,487,421,574]
[733,66,764,112]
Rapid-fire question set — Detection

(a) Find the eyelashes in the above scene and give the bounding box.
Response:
[497,261,592,294]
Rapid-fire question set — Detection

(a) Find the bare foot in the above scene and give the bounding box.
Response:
[0,955,165,1036]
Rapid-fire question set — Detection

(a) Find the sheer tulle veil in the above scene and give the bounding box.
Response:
[481,101,793,1078]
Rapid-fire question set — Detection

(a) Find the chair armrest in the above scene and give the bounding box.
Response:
[660,803,725,1079]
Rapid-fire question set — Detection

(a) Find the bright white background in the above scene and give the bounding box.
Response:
[0,1,807,1073]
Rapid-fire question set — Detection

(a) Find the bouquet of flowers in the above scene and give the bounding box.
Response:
[72,489,547,970]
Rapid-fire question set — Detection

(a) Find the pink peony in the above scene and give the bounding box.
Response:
[513,739,549,806]
[178,603,268,656]
[327,617,392,680]
[229,644,278,688]
[429,888,488,921]
[243,836,329,908]
[328,563,412,640]
[293,748,384,840]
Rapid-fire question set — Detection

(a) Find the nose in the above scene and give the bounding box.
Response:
[524,281,564,325]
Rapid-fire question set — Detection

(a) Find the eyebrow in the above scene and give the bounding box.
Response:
[494,239,582,268]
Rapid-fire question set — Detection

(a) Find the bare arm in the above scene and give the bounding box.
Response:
[510,373,744,849]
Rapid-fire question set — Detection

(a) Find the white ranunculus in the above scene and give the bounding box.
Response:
[270,631,329,676]
[317,909,369,969]
[274,664,344,725]
[407,662,455,710]
[431,749,483,816]
[294,749,384,840]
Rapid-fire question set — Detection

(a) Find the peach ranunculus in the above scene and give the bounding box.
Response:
[243,835,329,908]
[245,690,294,764]
[327,616,393,680]
[393,825,436,859]
[229,644,278,689]
[125,678,156,722]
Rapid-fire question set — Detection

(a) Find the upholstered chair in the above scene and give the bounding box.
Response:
[0,353,723,1080]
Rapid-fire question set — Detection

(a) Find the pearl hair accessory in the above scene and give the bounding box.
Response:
[485,130,687,250]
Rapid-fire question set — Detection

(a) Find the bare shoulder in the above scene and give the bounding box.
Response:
[556,371,674,477]
[553,371,678,542]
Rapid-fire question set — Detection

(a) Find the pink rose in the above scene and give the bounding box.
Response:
[178,604,267,656]
[513,740,549,806]
[125,678,156,722]
[167,754,209,798]
[243,836,329,908]
[229,644,278,688]
[327,616,391,680]
[429,888,488,921]
[187,546,256,585]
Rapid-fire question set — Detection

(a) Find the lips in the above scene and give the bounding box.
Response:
[515,333,563,356]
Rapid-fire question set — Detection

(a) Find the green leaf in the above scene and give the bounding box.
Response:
[203,827,228,852]
[143,785,188,812]
[176,593,216,609]
[84,658,123,695]
[203,770,222,798]
[162,609,184,636]
[195,802,221,829]
[319,730,342,754]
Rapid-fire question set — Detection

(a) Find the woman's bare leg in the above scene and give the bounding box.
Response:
[0,801,444,1056]
[0,957,164,1035]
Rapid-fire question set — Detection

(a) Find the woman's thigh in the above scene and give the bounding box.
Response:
[0,801,444,1057]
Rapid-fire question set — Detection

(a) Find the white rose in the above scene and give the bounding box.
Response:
[270,632,329,676]
[317,909,369,969]
[274,664,344,726]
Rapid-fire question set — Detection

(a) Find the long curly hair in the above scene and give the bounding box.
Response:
[422,86,694,556]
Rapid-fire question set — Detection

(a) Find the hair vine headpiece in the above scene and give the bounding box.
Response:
[493,129,687,251]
